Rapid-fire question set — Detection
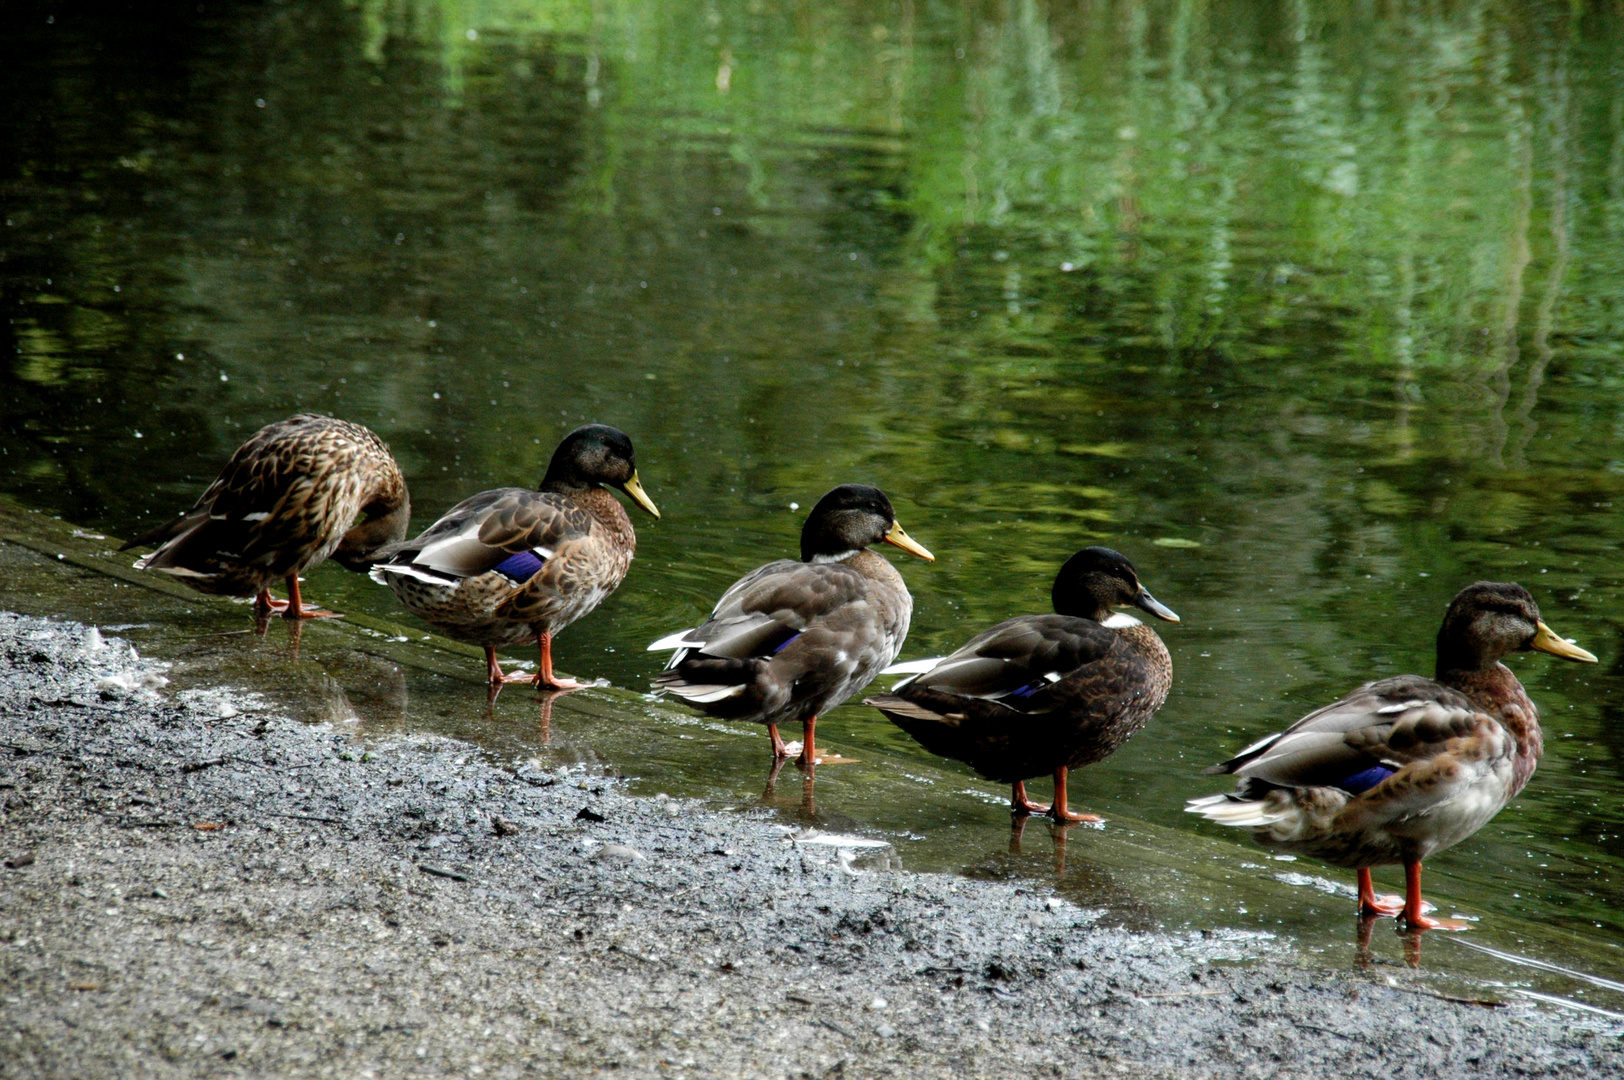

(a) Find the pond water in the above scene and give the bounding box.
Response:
[5,0,1624,1007]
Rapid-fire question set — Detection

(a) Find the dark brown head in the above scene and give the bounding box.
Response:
[540,424,659,517]
[1435,581,1596,675]
[799,484,933,564]
[1052,547,1179,624]
[330,469,411,572]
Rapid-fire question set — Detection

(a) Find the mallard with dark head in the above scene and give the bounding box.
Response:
[123,414,410,618]
[648,483,934,769]
[369,424,658,688]
[1187,581,1595,930]
[866,547,1178,823]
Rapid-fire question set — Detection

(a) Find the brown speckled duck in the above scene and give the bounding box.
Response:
[369,424,658,688]
[866,547,1178,823]
[1187,581,1595,930]
[647,484,934,769]
[122,414,410,618]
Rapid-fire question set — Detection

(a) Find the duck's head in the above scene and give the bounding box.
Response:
[541,424,659,518]
[800,483,934,564]
[1436,581,1595,673]
[1052,547,1179,624]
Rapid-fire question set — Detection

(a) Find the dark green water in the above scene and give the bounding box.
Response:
[5,0,1624,1004]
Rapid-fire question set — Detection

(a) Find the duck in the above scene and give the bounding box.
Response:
[369,424,658,688]
[1186,581,1596,930]
[866,547,1178,823]
[122,414,410,618]
[648,484,934,769]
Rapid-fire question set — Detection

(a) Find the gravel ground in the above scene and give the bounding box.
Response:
[0,612,1619,1079]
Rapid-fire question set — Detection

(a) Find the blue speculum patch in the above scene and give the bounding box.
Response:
[1008,677,1051,699]
[493,550,545,583]
[770,631,801,655]
[1336,765,1396,795]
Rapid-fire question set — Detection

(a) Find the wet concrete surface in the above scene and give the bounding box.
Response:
[1,613,1622,1078]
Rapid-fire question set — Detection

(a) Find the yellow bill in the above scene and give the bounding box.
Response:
[621,472,661,519]
[882,520,934,562]
[1530,620,1596,663]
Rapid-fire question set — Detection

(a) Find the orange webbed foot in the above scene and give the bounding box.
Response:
[1360,894,1405,918]
[536,674,590,691]
[1404,912,1470,932]
[1011,781,1050,817]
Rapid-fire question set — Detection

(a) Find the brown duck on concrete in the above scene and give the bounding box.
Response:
[123,414,410,618]
[1187,581,1595,931]
[866,547,1178,823]
[369,424,658,688]
[648,484,935,769]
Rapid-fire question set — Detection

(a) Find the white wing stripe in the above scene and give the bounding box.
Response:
[648,628,702,651]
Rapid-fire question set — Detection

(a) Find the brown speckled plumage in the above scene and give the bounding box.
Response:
[867,547,1177,822]
[370,424,657,687]
[123,414,409,615]
[1188,581,1595,929]
[649,484,934,767]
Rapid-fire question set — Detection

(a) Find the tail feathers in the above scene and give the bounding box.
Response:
[659,682,747,704]
[370,559,457,588]
[1184,792,1290,828]
[128,517,214,572]
[881,657,943,676]
[648,628,701,651]
[120,511,202,554]
[653,656,759,705]
[863,693,951,725]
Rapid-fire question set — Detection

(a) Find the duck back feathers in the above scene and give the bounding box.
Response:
[369,426,654,650]
[867,547,1176,785]
[124,414,408,596]
[649,484,931,727]
[1187,581,1596,868]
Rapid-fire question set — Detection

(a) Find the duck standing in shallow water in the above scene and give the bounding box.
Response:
[1187,581,1595,930]
[123,414,410,619]
[867,547,1178,823]
[648,484,934,769]
[369,424,658,688]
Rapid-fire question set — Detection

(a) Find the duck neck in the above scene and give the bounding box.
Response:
[838,548,901,586]
[1437,659,1544,790]
[574,487,636,552]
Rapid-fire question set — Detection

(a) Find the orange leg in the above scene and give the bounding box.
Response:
[258,577,340,619]
[1357,868,1404,918]
[1048,767,1102,824]
[535,631,588,691]
[1011,781,1050,816]
[796,716,818,771]
[485,645,536,685]
[767,723,790,759]
[1401,861,1469,931]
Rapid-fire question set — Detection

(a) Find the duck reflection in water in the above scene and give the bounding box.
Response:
[1356,912,1428,970]
[968,817,1157,932]
[760,754,818,819]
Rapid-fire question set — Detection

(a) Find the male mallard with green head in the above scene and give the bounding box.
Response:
[370,424,658,688]
[867,547,1178,822]
[123,414,410,618]
[648,484,934,769]
[1187,581,1595,930]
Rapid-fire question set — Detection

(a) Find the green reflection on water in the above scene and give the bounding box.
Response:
[3,0,1624,989]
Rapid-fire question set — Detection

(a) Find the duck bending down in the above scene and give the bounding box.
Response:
[648,484,934,769]
[866,547,1178,823]
[369,424,658,688]
[1187,581,1595,930]
[122,414,410,618]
